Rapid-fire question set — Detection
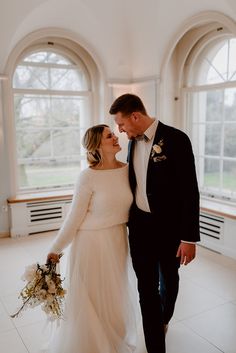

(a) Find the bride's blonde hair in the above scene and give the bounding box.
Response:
[82,124,108,167]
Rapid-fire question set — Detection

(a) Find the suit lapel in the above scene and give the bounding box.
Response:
[152,121,165,146]
[146,121,165,175]
[148,120,165,161]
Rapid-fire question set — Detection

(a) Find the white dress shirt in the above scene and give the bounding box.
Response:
[133,119,158,212]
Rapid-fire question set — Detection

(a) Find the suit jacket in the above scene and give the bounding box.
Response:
[128,121,200,243]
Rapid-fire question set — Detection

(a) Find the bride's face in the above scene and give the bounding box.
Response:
[99,127,121,155]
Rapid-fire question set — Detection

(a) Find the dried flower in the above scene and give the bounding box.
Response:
[11,254,66,321]
[152,144,162,154]
[150,138,167,162]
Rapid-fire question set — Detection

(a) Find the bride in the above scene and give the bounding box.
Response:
[46,124,145,353]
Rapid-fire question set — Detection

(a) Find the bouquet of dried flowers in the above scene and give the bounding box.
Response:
[11,254,66,321]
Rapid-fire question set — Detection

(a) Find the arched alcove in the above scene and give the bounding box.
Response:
[159,11,236,129]
[2,28,106,196]
[160,11,236,202]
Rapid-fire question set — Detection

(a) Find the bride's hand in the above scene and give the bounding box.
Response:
[47,252,60,264]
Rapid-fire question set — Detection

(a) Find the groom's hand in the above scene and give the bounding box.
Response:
[176,242,196,265]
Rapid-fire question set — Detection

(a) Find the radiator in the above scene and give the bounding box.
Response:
[9,198,72,237]
[199,211,224,252]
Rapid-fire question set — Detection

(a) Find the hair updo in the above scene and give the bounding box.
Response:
[82,124,108,167]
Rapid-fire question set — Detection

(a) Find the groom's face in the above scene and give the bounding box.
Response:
[114,112,140,140]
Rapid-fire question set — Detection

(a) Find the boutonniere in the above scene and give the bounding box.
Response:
[150,138,167,162]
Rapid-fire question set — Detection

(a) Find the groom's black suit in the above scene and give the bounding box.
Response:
[127,121,200,353]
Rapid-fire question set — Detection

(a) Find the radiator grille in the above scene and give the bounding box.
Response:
[200,211,224,240]
[29,207,62,222]
[9,198,72,237]
[27,200,70,225]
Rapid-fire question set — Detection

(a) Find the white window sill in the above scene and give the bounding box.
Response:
[7,189,73,204]
[200,196,236,220]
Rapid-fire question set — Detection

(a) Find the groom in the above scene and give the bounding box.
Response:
[109,93,200,353]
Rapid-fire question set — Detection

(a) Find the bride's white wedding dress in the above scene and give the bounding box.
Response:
[46,165,146,353]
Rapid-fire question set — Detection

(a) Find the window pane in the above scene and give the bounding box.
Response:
[15,95,50,128]
[50,97,81,126]
[13,66,47,90]
[224,123,236,157]
[188,91,222,124]
[223,160,236,192]
[207,43,228,83]
[196,39,236,85]
[50,68,88,90]
[16,130,51,159]
[52,129,81,157]
[224,88,236,121]
[205,123,222,156]
[13,66,88,91]
[23,52,71,65]
[16,129,81,160]
[195,39,236,85]
[15,95,82,129]
[19,162,82,188]
[14,94,90,189]
[206,65,225,84]
[195,59,224,85]
[192,91,207,123]
[206,90,223,122]
[228,39,236,80]
[204,158,220,188]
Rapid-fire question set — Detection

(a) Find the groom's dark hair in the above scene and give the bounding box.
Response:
[109,93,147,115]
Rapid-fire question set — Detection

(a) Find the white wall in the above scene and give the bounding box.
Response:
[0,83,10,235]
[1,0,236,234]
[1,0,236,78]
[108,79,158,163]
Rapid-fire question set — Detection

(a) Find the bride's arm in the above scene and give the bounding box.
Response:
[48,170,93,255]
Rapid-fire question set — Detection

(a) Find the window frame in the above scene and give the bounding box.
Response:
[184,37,236,202]
[3,32,103,197]
[12,44,93,193]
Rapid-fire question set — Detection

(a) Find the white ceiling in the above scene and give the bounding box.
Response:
[0,0,236,79]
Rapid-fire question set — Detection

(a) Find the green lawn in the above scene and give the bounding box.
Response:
[19,165,81,188]
[204,172,236,191]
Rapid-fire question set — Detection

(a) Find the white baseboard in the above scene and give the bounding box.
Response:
[221,247,236,260]
[0,232,10,238]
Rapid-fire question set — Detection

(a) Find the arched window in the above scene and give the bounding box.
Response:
[12,46,92,191]
[186,38,236,201]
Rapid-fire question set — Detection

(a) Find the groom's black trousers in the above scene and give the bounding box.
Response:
[128,206,180,353]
